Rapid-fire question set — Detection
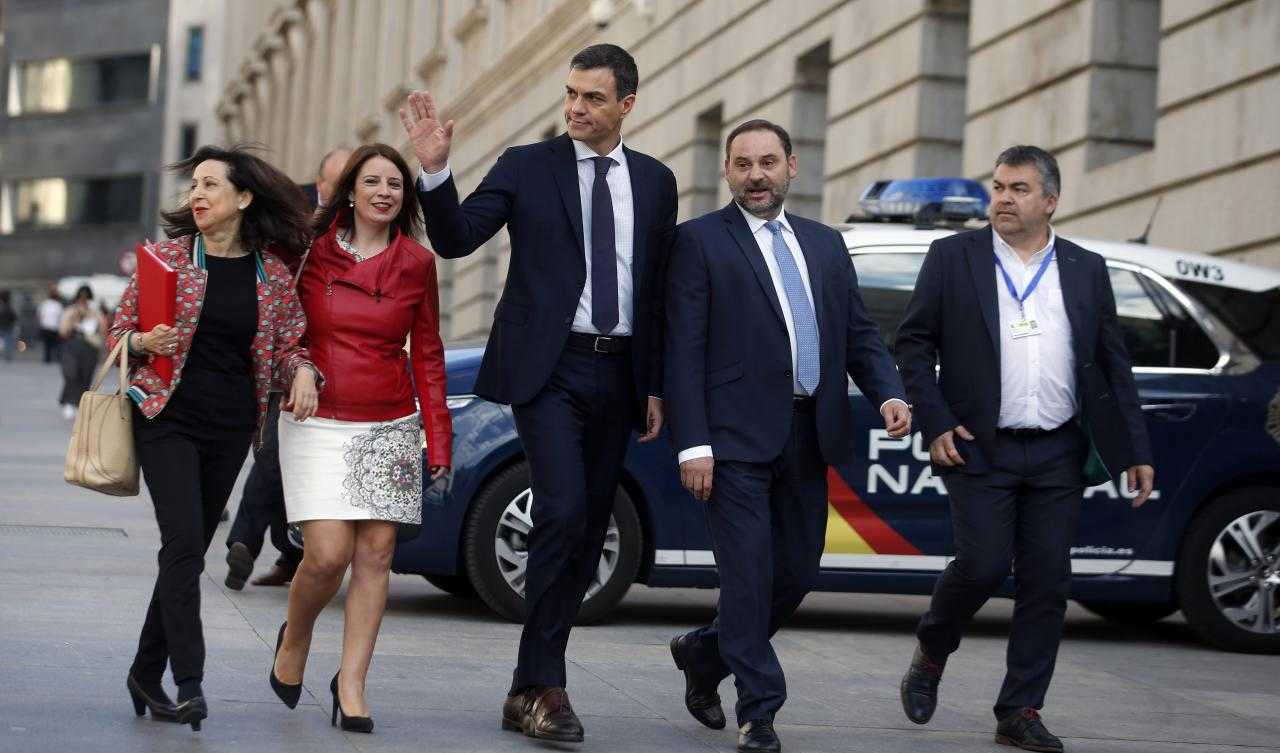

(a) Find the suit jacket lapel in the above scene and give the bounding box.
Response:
[1054,237,1088,360]
[787,212,824,334]
[549,135,586,266]
[966,227,1001,358]
[625,146,650,293]
[723,204,786,326]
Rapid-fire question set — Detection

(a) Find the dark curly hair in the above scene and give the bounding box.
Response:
[311,143,424,241]
[161,144,312,263]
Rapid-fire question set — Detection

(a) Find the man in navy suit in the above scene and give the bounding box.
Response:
[895,146,1154,752]
[665,119,911,753]
[400,44,676,744]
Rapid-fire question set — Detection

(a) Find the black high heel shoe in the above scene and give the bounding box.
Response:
[269,622,302,709]
[126,674,178,722]
[330,672,374,733]
[174,696,208,732]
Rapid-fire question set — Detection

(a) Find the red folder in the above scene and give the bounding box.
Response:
[137,243,177,384]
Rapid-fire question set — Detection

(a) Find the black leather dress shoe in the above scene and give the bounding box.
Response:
[996,708,1063,752]
[225,542,253,590]
[900,644,943,724]
[669,634,726,729]
[738,718,782,752]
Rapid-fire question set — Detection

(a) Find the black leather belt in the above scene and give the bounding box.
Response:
[566,332,631,354]
[792,396,815,412]
[997,424,1065,438]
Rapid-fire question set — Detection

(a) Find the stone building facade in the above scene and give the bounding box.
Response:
[215,0,1280,341]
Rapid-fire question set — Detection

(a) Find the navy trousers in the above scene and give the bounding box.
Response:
[680,403,829,725]
[226,394,301,571]
[510,340,634,691]
[917,425,1086,720]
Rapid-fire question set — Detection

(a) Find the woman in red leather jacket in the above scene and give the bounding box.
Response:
[269,144,451,732]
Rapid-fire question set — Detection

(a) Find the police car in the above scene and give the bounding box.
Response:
[394,178,1280,654]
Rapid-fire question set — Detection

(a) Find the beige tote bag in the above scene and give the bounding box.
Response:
[64,337,140,496]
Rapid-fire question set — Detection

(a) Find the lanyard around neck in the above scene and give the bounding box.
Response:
[993,247,1054,315]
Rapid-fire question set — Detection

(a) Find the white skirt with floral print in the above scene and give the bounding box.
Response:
[278,411,423,524]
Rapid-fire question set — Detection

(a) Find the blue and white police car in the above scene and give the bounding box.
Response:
[394,179,1280,654]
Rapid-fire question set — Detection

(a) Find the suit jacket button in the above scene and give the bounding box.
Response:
[784,370,793,378]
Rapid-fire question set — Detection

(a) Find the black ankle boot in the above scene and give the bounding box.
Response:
[126,674,178,721]
[174,680,207,731]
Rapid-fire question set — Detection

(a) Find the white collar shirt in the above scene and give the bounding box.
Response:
[737,203,817,396]
[993,227,1077,429]
[571,138,634,336]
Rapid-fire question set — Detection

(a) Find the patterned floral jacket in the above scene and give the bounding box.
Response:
[108,234,319,443]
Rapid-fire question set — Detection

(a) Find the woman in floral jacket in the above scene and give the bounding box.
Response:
[108,145,320,732]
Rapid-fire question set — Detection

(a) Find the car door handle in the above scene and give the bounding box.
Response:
[1141,402,1197,421]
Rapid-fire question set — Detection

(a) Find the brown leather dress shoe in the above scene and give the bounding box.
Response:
[524,687,584,743]
[501,688,534,733]
[250,564,295,587]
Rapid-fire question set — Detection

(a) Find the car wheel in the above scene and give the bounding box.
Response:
[462,461,643,624]
[1177,487,1280,653]
[423,574,476,598]
[1079,601,1177,625]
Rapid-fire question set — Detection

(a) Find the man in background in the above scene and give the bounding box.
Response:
[223,145,351,589]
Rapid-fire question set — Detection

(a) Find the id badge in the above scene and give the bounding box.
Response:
[1009,318,1041,339]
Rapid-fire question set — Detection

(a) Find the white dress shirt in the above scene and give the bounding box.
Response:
[418,138,636,336]
[677,204,906,464]
[993,227,1077,430]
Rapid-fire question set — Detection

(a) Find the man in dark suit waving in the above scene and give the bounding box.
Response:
[400,45,677,744]
[895,146,1155,752]
[665,119,911,753]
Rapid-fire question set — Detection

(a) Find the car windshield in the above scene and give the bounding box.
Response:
[1174,281,1280,361]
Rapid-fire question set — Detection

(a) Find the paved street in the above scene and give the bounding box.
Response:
[1,359,1277,753]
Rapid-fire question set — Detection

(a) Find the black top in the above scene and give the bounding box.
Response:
[161,253,258,433]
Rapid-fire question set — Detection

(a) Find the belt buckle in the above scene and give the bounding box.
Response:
[593,336,609,353]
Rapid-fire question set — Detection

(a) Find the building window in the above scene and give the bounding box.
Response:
[690,103,724,217]
[10,54,151,115]
[179,123,198,160]
[185,26,204,82]
[2,175,143,233]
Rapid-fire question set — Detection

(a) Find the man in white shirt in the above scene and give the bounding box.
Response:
[895,146,1155,752]
[37,285,64,364]
[401,44,677,745]
[664,119,910,753]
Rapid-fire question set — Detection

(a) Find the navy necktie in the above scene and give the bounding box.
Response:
[590,156,618,335]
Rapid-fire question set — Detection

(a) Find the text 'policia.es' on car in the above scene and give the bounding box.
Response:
[392,177,1280,654]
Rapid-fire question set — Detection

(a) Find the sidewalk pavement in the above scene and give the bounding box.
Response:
[2,360,1277,753]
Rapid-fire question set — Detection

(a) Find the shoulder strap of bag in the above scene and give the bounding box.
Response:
[89,336,129,397]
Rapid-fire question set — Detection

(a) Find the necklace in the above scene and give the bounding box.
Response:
[335,230,364,262]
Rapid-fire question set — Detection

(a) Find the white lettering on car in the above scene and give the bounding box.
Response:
[866,430,1160,500]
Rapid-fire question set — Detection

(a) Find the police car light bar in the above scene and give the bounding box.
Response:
[856,178,990,224]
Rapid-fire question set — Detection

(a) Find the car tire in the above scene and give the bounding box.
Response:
[1079,601,1177,625]
[462,461,643,624]
[1176,487,1280,654]
[423,574,476,598]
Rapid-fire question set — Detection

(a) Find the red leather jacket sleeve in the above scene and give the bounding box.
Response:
[411,253,452,468]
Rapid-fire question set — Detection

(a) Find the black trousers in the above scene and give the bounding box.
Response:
[59,336,97,405]
[226,394,301,570]
[917,426,1086,720]
[131,408,251,685]
[41,328,61,363]
[509,342,634,691]
[680,404,829,725]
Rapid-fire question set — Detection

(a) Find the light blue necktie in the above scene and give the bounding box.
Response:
[765,220,820,394]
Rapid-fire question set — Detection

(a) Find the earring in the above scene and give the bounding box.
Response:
[349,198,355,207]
